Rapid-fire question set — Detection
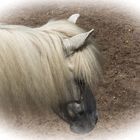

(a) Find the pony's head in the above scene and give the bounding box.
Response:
[0,14,101,134]
[40,14,101,133]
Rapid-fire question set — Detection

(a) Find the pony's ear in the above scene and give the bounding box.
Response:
[63,29,94,56]
[68,14,80,24]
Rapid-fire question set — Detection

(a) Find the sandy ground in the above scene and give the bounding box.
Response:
[0,1,140,139]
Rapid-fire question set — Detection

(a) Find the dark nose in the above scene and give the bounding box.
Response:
[70,114,98,134]
[70,123,95,134]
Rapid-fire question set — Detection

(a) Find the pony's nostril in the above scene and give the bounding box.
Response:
[90,112,98,125]
[95,112,98,123]
[95,115,98,124]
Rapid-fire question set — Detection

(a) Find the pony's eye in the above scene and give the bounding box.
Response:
[67,109,76,118]
[67,102,83,118]
[74,103,82,113]
[78,111,84,116]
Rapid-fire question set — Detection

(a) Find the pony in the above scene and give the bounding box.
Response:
[0,14,102,133]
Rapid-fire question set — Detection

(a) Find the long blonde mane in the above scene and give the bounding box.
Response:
[0,19,101,117]
[40,20,102,86]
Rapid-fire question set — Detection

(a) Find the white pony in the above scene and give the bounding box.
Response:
[0,14,101,133]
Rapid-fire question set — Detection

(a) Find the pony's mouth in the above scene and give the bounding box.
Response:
[64,79,98,134]
[70,122,95,134]
[55,78,98,134]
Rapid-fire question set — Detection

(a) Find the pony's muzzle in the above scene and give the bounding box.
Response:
[70,114,98,134]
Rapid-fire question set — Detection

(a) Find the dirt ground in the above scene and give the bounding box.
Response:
[0,1,140,139]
